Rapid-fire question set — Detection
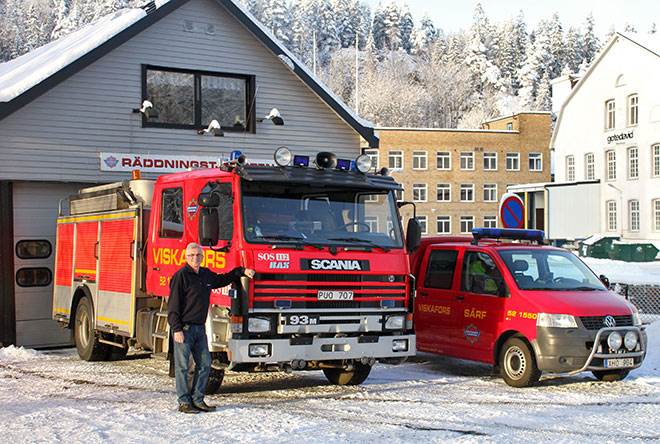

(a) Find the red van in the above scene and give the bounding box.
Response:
[411,228,647,387]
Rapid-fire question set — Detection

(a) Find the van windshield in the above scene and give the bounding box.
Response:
[241,181,403,249]
[498,249,606,291]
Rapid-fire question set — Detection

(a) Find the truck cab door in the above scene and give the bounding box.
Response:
[415,247,460,355]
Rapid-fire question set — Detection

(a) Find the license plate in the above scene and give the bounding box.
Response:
[284,314,319,326]
[317,290,354,301]
[604,358,634,368]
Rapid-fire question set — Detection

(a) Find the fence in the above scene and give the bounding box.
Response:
[611,283,660,324]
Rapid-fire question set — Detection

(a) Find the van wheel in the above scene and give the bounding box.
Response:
[499,337,541,387]
[323,363,372,386]
[74,297,109,361]
[592,369,630,382]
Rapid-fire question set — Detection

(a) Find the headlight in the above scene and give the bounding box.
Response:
[631,309,642,326]
[624,331,638,351]
[392,339,408,352]
[248,343,271,357]
[355,154,372,173]
[274,146,292,166]
[536,313,578,328]
[607,331,622,351]
[385,315,405,330]
[248,317,271,333]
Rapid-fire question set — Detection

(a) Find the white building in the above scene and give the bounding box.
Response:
[552,33,660,241]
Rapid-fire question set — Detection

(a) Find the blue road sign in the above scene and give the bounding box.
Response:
[500,195,525,229]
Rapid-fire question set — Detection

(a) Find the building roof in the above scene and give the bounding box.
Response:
[376,127,517,134]
[0,0,378,147]
[480,111,551,125]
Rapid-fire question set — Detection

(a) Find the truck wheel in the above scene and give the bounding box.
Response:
[187,358,225,395]
[499,337,541,388]
[107,346,128,361]
[74,297,109,361]
[323,363,372,386]
[592,369,630,382]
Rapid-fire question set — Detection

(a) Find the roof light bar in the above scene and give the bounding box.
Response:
[293,155,309,167]
[472,228,545,244]
[336,158,352,171]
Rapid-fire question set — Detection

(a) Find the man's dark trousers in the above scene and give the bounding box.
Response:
[173,324,211,406]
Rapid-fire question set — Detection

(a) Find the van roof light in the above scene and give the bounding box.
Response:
[471,228,545,245]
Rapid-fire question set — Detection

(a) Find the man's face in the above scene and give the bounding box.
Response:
[186,248,203,270]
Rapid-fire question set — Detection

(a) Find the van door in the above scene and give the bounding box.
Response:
[454,250,508,363]
[415,247,460,354]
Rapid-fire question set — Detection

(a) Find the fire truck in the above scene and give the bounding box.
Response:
[52,148,419,391]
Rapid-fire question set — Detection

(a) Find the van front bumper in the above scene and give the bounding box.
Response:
[532,325,646,374]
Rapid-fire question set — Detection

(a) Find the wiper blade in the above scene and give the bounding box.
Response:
[570,286,600,291]
[327,237,390,252]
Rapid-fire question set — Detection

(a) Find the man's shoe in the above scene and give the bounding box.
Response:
[192,401,216,412]
[178,403,200,414]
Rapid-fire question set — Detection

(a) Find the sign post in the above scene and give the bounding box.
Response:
[499,193,525,229]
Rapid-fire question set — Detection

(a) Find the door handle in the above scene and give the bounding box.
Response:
[152,267,160,271]
[94,241,99,260]
[418,291,428,297]
[456,295,464,301]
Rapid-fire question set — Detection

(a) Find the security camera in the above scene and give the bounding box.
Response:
[133,100,158,119]
[197,119,223,136]
[264,108,284,126]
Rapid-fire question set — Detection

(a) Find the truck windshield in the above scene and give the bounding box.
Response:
[498,249,607,291]
[241,181,403,249]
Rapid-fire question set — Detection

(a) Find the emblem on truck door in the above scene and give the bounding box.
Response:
[603,316,616,328]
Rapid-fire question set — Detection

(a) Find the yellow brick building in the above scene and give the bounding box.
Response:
[367,112,552,236]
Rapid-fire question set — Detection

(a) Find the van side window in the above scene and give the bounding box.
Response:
[160,187,183,238]
[462,251,506,296]
[424,250,458,289]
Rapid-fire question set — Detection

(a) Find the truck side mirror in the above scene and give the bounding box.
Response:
[406,218,422,252]
[199,208,219,246]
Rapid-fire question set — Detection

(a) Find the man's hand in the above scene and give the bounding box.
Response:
[244,268,256,279]
[173,331,184,343]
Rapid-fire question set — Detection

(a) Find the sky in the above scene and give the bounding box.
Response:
[363,0,660,36]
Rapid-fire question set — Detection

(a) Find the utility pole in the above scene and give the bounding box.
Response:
[313,30,317,76]
[355,30,359,113]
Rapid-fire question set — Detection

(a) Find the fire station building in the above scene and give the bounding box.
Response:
[0,0,377,348]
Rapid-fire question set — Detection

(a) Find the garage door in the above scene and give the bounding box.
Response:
[13,181,86,348]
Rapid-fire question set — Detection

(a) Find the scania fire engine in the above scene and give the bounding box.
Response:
[52,148,420,391]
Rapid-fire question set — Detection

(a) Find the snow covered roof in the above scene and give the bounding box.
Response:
[0,0,378,147]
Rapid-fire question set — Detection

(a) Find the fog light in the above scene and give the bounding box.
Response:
[607,331,622,351]
[385,315,405,330]
[355,154,372,173]
[274,146,292,166]
[248,317,271,333]
[392,339,408,352]
[624,331,638,351]
[248,343,271,357]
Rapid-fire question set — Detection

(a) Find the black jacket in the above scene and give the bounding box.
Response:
[167,264,245,333]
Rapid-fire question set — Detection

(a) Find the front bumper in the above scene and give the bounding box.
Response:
[533,325,647,373]
[228,334,416,364]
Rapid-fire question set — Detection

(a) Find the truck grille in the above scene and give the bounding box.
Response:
[580,315,633,330]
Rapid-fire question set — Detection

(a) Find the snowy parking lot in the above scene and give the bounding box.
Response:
[1,321,658,443]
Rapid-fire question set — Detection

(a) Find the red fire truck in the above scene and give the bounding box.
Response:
[52,148,419,391]
[410,228,647,387]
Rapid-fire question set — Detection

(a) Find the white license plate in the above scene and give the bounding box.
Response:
[317,290,354,301]
[604,358,634,368]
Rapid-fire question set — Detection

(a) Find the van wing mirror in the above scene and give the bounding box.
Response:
[599,274,610,289]
[406,218,422,252]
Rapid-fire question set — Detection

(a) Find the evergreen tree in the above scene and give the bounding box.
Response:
[382,2,401,51]
[371,4,387,50]
[581,13,599,64]
[399,5,414,53]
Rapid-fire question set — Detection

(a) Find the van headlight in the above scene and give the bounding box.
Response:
[248,317,271,333]
[385,315,405,330]
[537,313,577,328]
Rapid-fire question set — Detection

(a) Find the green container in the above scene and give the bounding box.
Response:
[579,236,619,259]
[608,242,659,262]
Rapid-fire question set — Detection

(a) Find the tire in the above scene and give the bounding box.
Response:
[187,357,225,395]
[74,297,109,361]
[323,363,372,386]
[499,337,541,388]
[107,346,128,361]
[592,369,630,382]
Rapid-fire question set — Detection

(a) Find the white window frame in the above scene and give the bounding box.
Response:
[585,153,595,180]
[460,152,475,171]
[417,215,428,235]
[653,144,660,178]
[436,151,451,170]
[654,199,660,231]
[528,152,542,172]
[364,148,379,171]
[566,155,575,182]
[412,183,427,202]
[628,200,640,232]
[394,189,404,202]
[460,216,475,234]
[460,184,475,202]
[483,152,498,171]
[436,183,451,202]
[605,99,616,130]
[436,215,451,234]
[506,152,520,171]
[483,184,497,202]
[388,150,403,171]
[412,151,428,170]
[627,146,639,180]
[606,150,617,181]
[628,94,638,126]
[606,200,617,232]
[483,215,497,228]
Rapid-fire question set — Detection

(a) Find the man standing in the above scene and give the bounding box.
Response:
[168,242,255,413]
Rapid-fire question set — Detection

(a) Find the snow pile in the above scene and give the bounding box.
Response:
[0,8,146,103]
[632,320,660,384]
[581,257,660,286]
[0,345,42,362]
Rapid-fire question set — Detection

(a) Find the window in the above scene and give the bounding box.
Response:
[394,189,404,202]
[388,151,403,170]
[144,66,254,131]
[606,150,617,180]
[585,153,595,180]
[607,200,617,232]
[412,184,427,202]
[424,250,458,289]
[483,152,497,171]
[528,153,542,171]
[629,200,640,232]
[628,94,638,126]
[628,147,639,179]
[483,215,497,228]
[566,155,575,181]
[460,152,474,170]
[436,183,451,202]
[605,99,616,129]
[365,216,379,233]
[364,149,379,171]
[506,122,513,130]
[417,215,428,235]
[654,199,660,231]
[460,184,474,202]
[413,151,428,170]
[460,216,474,234]
[436,151,451,170]
[16,267,52,287]
[160,187,184,238]
[436,216,451,234]
[15,240,52,259]
[506,153,520,171]
[653,145,660,177]
[461,251,505,296]
[483,184,497,202]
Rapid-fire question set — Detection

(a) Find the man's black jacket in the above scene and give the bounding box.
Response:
[168,264,245,333]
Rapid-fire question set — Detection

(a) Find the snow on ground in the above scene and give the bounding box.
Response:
[1,325,659,443]
[581,256,660,286]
